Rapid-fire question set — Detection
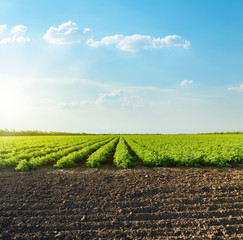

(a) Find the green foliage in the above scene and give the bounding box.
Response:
[54,138,113,168]
[125,134,243,167]
[113,137,136,168]
[125,138,166,167]
[1,135,109,170]
[53,156,77,168]
[1,134,243,171]
[86,138,119,168]
[15,160,31,171]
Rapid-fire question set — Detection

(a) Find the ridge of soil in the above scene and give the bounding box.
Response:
[0,167,242,239]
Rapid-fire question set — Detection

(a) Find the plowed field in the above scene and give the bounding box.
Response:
[0,167,242,239]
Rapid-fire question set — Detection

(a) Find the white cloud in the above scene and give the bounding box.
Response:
[118,34,155,52]
[58,89,141,110]
[87,34,123,47]
[181,80,193,86]
[43,21,92,45]
[153,35,190,48]
[228,83,243,92]
[87,34,190,52]
[59,89,123,108]
[58,85,176,111]
[0,24,30,44]
[10,25,27,35]
[0,24,7,35]
[1,36,30,44]
[43,22,190,51]
[96,89,122,104]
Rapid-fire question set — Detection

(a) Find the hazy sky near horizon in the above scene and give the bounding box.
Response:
[0,0,243,133]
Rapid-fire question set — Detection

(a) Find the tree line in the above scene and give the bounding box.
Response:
[0,129,86,136]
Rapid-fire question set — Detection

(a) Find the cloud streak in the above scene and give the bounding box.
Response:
[127,86,175,92]
[58,89,123,108]
[58,89,142,111]
[228,83,243,92]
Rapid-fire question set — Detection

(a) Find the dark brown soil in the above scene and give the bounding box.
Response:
[0,167,242,239]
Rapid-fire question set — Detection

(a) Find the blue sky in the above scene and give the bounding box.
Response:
[0,0,243,133]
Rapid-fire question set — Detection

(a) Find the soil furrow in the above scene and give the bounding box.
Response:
[1,202,242,215]
[0,167,242,239]
[4,226,242,240]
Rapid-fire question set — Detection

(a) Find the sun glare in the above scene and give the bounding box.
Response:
[0,82,23,116]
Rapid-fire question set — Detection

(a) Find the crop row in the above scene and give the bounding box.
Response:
[86,137,119,167]
[113,137,136,168]
[124,138,159,167]
[54,137,115,168]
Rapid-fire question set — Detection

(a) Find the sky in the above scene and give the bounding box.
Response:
[0,0,243,134]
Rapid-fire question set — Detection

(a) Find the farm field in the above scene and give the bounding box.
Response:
[0,134,243,171]
[0,167,242,239]
[0,135,242,239]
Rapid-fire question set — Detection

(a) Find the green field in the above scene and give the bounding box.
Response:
[0,134,243,171]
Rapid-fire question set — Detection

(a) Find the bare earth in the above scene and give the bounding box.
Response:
[0,167,242,240]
